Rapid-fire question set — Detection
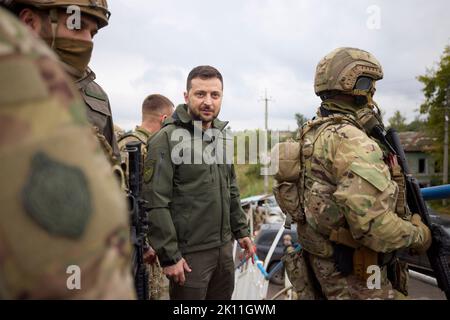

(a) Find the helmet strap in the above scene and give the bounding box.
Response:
[49,8,59,49]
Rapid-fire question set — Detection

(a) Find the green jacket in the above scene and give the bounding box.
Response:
[143,104,250,266]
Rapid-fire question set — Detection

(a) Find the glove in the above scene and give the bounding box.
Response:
[409,214,432,255]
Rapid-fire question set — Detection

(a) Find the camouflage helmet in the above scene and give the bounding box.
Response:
[1,0,110,29]
[314,47,383,98]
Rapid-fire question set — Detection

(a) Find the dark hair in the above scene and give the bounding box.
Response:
[186,65,223,91]
[142,94,174,116]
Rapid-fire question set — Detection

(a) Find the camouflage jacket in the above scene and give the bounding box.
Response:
[298,100,428,256]
[0,8,134,299]
[118,126,154,159]
[118,126,154,182]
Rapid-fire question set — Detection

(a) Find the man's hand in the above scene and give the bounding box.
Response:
[163,258,192,286]
[410,214,432,255]
[238,237,255,262]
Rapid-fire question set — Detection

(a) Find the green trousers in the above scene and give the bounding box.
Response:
[169,241,235,300]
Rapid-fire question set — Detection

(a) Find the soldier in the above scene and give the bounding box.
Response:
[143,66,253,300]
[273,47,432,299]
[118,94,174,173]
[1,0,121,165]
[117,94,174,300]
[0,7,134,299]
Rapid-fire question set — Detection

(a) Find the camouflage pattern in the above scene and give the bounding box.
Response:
[118,126,153,164]
[0,8,135,299]
[307,254,406,300]
[1,0,111,29]
[147,260,165,300]
[283,246,319,300]
[114,124,125,142]
[295,99,430,299]
[314,47,383,97]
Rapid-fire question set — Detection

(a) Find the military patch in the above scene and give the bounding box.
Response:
[22,152,92,239]
[349,162,389,192]
[144,160,155,184]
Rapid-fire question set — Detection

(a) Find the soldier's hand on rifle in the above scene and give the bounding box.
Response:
[143,247,157,265]
[163,258,192,286]
[409,214,432,255]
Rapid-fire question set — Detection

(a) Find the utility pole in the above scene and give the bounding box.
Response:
[262,89,272,196]
[443,86,449,206]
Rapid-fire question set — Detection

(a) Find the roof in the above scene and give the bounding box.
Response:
[398,131,436,153]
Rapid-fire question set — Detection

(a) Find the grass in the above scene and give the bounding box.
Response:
[235,164,274,198]
[429,200,450,216]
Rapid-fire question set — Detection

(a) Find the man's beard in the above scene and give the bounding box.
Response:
[189,106,218,123]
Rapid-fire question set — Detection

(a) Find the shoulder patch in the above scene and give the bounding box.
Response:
[22,152,92,238]
[349,162,389,192]
[144,159,155,184]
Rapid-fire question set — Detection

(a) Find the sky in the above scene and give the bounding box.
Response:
[89,0,450,131]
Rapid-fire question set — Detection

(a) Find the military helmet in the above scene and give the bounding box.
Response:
[1,0,110,29]
[314,47,383,98]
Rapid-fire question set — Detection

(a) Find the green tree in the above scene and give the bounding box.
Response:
[387,110,407,131]
[405,116,427,132]
[295,113,308,128]
[417,45,450,179]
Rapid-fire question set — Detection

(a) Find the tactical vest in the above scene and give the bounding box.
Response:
[118,128,153,160]
[118,127,154,188]
[273,110,409,271]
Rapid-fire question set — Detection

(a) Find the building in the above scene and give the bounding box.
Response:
[399,131,441,187]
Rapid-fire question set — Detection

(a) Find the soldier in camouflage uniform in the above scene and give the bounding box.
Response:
[1,0,121,165]
[274,47,432,300]
[118,94,174,170]
[117,94,174,300]
[0,7,134,299]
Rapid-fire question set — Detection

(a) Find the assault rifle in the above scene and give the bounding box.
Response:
[371,126,450,300]
[126,141,150,300]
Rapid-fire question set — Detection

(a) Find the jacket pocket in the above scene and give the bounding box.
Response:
[170,196,192,246]
[83,91,111,116]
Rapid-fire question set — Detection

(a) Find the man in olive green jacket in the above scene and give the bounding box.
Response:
[143,66,253,300]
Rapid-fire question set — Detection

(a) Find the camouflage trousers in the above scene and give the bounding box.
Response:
[147,259,165,300]
[285,249,406,300]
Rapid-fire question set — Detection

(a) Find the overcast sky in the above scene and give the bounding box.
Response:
[90,0,450,131]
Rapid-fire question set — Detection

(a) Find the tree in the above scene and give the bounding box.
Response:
[295,113,308,128]
[405,116,427,132]
[387,110,407,131]
[417,45,450,178]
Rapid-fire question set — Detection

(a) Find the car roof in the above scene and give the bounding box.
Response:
[259,223,297,232]
[241,194,274,204]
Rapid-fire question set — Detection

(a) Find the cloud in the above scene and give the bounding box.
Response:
[90,0,450,130]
